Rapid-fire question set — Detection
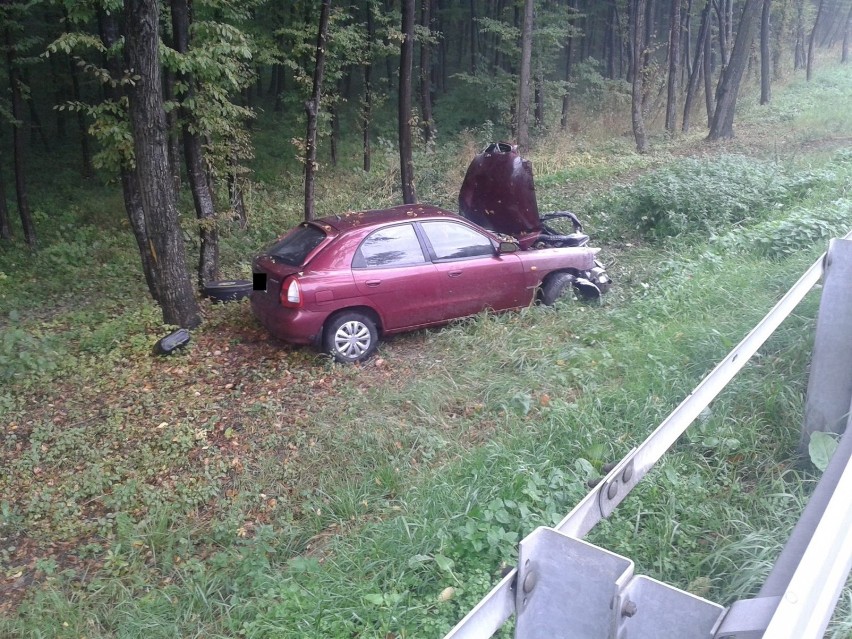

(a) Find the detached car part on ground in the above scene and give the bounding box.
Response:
[251,143,611,363]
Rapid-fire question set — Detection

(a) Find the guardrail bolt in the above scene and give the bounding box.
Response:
[607,481,619,500]
[523,571,536,594]
[622,463,634,483]
[621,599,638,618]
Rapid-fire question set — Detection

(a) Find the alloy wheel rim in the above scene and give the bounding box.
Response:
[334,321,371,358]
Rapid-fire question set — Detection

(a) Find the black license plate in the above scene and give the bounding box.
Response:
[253,272,267,291]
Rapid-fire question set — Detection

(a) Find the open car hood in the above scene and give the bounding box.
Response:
[458,142,542,237]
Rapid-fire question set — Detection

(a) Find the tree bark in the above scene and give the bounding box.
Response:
[420,0,436,143]
[124,0,200,327]
[631,0,649,153]
[665,0,682,132]
[399,0,417,203]
[171,0,219,287]
[304,0,331,221]
[163,69,182,193]
[97,8,160,302]
[0,159,11,240]
[708,0,761,140]
[517,0,534,153]
[363,2,374,172]
[704,8,714,127]
[560,1,576,130]
[470,0,478,72]
[806,0,825,80]
[63,10,94,178]
[5,27,36,247]
[683,0,711,132]
[760,0,771,104]
[794,0,806,70]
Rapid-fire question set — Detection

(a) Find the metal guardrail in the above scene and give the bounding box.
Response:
[445,234,852,639]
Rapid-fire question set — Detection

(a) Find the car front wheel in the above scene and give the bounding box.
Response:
[324,312,379,363]
[540,272,576,306]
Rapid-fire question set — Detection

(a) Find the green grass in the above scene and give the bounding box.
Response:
[2,61,852,637]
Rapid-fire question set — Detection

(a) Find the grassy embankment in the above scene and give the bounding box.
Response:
[1,62,852,637]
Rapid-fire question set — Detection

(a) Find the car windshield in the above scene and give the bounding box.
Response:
[267,224,326,266]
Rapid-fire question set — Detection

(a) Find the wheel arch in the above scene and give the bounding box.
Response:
[324,305,384,338]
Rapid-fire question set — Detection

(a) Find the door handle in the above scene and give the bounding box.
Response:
[448,271,463,278]
[365,280,382,287]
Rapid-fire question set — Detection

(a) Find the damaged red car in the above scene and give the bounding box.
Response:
[251,143,611,363]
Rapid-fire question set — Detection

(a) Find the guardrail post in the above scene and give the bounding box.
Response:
[799,238,852,452]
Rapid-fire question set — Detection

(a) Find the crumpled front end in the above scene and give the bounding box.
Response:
[458,143,591,250]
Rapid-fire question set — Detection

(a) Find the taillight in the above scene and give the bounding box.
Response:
[280,276,302,307]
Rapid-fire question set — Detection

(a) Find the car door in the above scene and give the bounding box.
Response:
[351,223,443,330]
[418,220,526,320]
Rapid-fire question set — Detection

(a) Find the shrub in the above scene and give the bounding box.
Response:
[599,155,827,240]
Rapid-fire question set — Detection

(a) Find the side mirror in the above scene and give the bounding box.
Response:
[498,241,519,254]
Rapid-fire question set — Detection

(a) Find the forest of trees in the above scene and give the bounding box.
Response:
[0,0,849,326]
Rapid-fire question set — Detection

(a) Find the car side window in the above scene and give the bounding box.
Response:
[420,221,495,261]
[353,223,426,268]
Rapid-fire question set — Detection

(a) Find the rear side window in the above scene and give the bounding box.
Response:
[353,224,426,268]
[267,224,326,266]
[420,221,494,260]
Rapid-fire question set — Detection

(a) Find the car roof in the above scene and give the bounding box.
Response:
[316,204,461,234]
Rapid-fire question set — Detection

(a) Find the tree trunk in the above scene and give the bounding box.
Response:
[708,0,761,140]
[227,153,247,229]
[843,1,852,63]
[517,0,534,153]
[363,3,374,172]
[124,0,200,328]
[399,0,417,203]
[63,11,94,178]
[49,53,67,141]
[704,9,714,127]
[470,0,478,72]
[760,0,771,104]
[163,69,182,192]
[420,0,436,143]
[714,0,729,68]
[5,27,36,247]
[680,0,692,84]
[304,0,331,221]
[683,0,711,132]
[664,0,682,132]
[631,0,649,153]
[97,8,160,302]
[534,73,544,128]
[806,0,825,80]
[171,0,219,287]
[560,1,576,130]
[0,160,11,240]
[794,0,806,70]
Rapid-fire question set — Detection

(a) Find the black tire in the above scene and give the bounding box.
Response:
[203,279,252,302]
[153,328,191,355]
[323,311,379,363]
[540,272,576,306]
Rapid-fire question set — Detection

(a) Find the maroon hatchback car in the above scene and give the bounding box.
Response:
[251,143,610,363]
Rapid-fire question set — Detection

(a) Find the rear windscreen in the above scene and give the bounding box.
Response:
[267,224,326,266]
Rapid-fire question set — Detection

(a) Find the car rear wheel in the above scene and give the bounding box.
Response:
[324,312,379,363]
[540,272,576,306]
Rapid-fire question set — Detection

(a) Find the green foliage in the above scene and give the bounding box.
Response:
[0,312,62,382]
[809,432,839,471]
[599,155,830,240]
